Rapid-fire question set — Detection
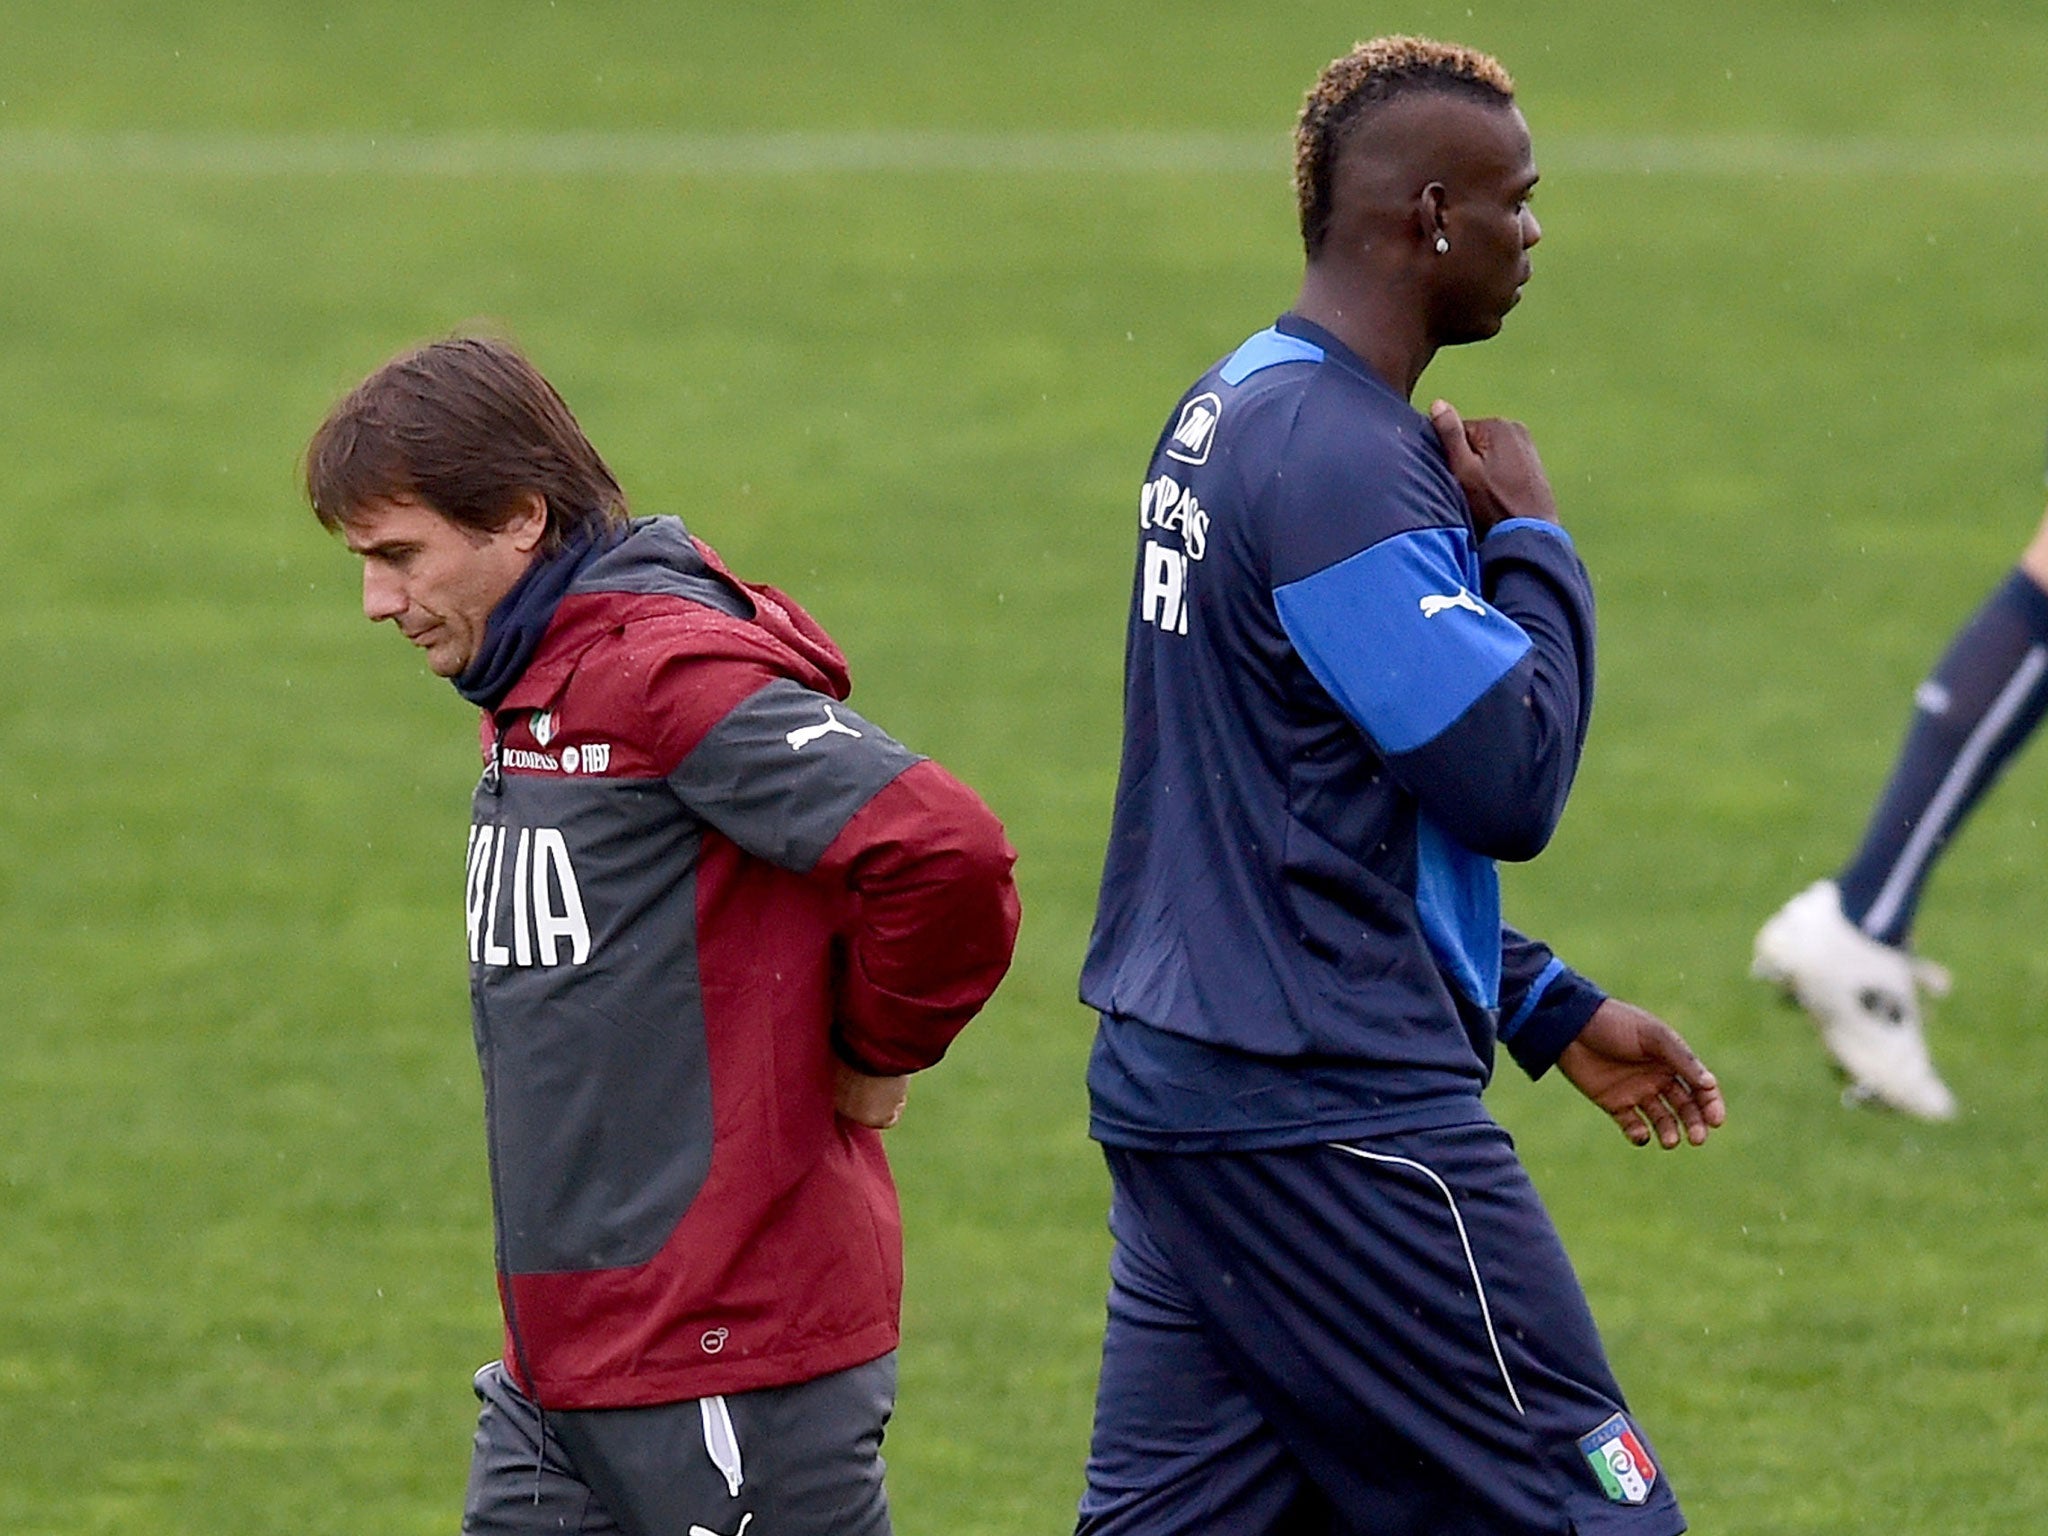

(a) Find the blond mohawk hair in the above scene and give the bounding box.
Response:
[1294,36,1515,258]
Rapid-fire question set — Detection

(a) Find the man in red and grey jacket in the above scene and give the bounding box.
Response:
[305,335,1020,1536]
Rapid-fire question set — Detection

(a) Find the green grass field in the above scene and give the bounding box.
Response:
[6,2,2048,1530]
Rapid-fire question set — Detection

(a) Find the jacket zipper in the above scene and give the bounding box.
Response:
[475,716,550,1498]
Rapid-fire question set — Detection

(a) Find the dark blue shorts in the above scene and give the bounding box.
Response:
[1077,1122,1687,1536]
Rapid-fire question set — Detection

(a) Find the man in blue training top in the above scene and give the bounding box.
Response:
[1075,36,1727,1536]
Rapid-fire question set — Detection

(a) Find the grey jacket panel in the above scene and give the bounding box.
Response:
[666,678,921,874]
[469,776,713,1275]
[569,518,754,618]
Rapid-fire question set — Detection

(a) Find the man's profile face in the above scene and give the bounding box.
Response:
[342,495,545,677]
[1428,100,1542,345]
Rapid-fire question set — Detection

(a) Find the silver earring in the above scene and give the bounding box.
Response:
[1434,235,1450,254]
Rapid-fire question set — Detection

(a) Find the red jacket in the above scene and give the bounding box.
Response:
[463,518,1019,1408]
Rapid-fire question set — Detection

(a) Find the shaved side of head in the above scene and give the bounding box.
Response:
[1294,36,1516,259]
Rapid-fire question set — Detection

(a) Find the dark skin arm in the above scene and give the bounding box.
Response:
[1558,998,1727,1149]
[1432,407,1719,1144]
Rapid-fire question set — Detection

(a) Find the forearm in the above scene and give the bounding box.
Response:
[1388,521,1598,858]
[1278,518,1595,860]
[822,761,1021,1075]
[1498,927,1607,1078]
[1383,648,1587,858]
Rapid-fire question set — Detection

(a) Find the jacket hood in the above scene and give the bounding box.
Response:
[494,516,853,711]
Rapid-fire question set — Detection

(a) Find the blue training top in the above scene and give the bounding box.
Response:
[1080,314,1608,1150]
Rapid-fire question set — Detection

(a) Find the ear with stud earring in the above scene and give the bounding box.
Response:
[1434,235,1450,254]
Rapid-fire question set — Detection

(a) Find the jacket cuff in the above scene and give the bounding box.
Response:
[830,1030,897,1077]
[1483,517,1577,551]
[1502,969,1607,1080]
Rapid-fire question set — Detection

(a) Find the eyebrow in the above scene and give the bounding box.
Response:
[344,535,418,558]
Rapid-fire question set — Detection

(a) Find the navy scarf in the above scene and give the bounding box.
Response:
[454,522,620,710]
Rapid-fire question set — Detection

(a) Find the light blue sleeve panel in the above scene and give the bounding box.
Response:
[1219,327,1325,384]
[1413,816,1501,1008]
[1273,525,1534,755]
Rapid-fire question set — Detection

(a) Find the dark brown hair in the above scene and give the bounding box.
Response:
[1294,36,1515,258]
[305,335,629,553]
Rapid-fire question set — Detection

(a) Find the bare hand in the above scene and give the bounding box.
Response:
[1428,400,1560,536]
[834,1062,909,1130]
[1556,998,1726,1149]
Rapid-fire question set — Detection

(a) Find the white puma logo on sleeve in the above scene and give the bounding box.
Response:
[785,703,863,751]
[1419,588,1487,619]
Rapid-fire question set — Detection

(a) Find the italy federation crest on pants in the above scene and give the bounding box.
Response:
[1578,1413,1657,1505]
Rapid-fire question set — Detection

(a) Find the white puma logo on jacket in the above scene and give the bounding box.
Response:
[785,704,863,750]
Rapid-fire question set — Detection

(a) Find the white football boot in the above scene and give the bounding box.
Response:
[1752,880,1956,1120]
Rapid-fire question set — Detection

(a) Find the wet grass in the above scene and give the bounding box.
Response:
[4,2,2048,1530]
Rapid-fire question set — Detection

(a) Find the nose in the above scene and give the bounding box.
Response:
[362,562,406,622]
[1522,208,1542,248]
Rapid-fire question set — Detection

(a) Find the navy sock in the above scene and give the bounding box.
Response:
[1837,568,2048,945]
